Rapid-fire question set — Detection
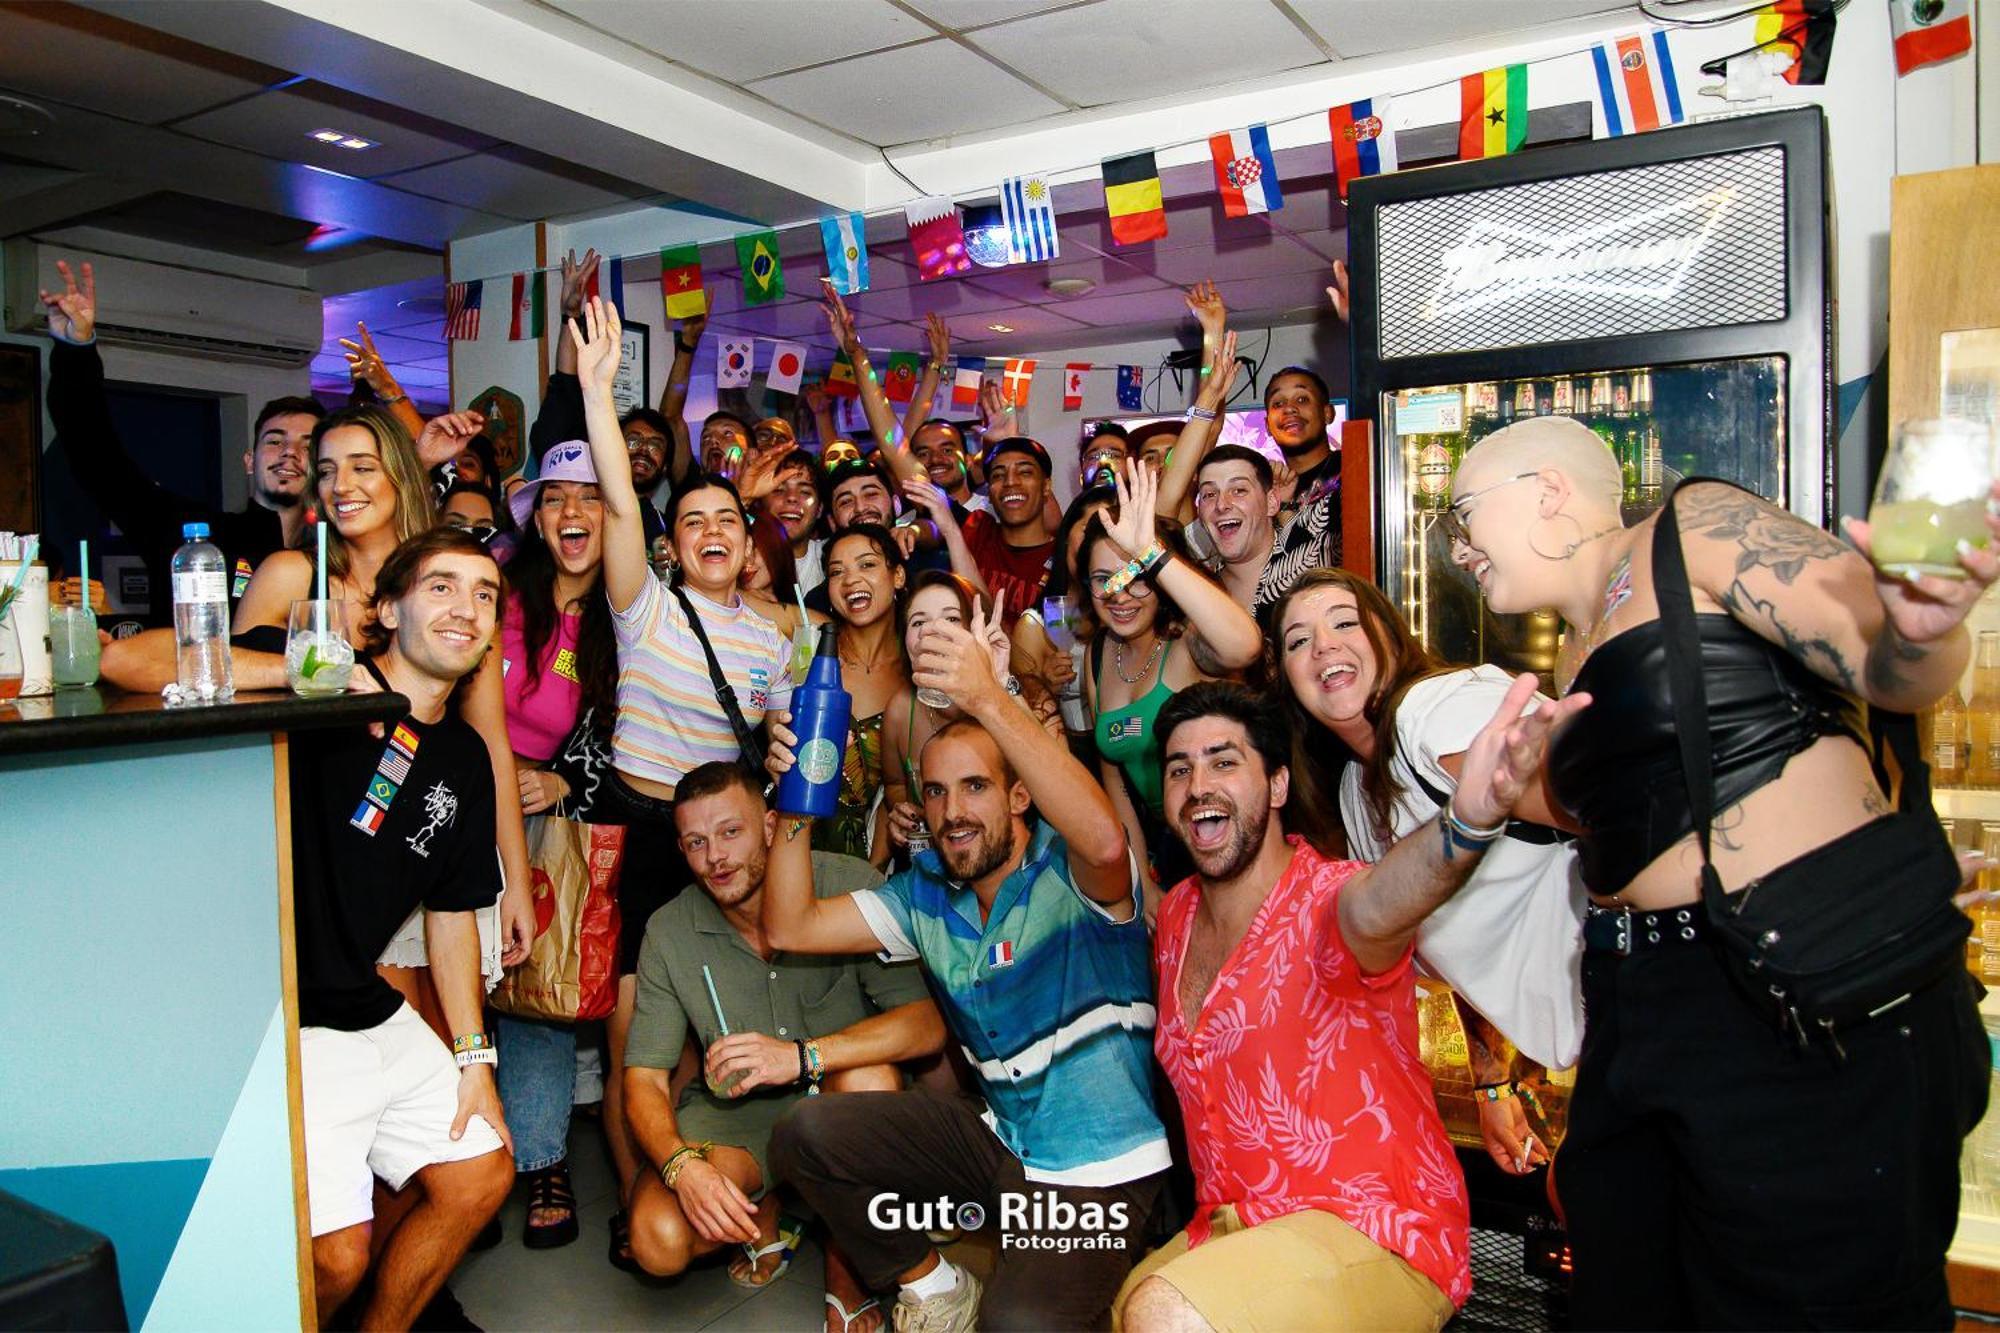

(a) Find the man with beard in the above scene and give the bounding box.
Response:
[962,437,1057,632]
[624,761,942,1328]
[1112,678,1585,1333]
[40,258,321,624]
[911,419,990,517]
[762,603,1164,1333]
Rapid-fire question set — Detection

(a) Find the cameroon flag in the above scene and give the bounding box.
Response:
[1102,150,1167,246]
[736,230,784,306]
[659,245,707,319]
[1459,65,1529,159]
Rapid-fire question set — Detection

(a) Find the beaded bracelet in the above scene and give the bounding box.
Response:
[1186,406,1218,422]
[661,1141,714,1191]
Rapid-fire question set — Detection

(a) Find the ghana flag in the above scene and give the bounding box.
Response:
[1101,150,1167,246]
[1459,64,1528,160]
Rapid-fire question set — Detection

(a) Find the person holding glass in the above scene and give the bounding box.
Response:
[1446,413,2000,1328]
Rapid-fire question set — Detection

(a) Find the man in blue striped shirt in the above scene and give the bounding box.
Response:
[763,602,1165,1332]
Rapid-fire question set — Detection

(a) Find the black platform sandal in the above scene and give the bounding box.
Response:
[522,1162,580,1250]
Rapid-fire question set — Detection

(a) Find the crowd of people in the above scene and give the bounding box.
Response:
[37,245,2000,1332]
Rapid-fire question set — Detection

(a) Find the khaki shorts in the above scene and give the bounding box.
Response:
[1112,1204,1455,1333]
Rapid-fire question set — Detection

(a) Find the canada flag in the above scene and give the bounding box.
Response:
[1062,363,1088,411]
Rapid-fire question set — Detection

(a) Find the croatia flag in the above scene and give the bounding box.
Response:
[1591,31,1685,138]
[1328,97,1398,200]
[1207,124,1282,218]
[952,357,987,409]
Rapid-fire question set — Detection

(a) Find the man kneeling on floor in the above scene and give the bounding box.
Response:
[622,760,945,1333]
[762,598,1166,1333]
[1114,679,1586,1333]
[296,527,515,1329]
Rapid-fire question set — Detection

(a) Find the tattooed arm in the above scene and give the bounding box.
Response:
[1675,482,1977,713]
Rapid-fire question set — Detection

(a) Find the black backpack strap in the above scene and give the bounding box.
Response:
[670,583,765,771]
[1650,484,1732,917]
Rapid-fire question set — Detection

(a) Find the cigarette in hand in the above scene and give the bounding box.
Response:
[1517,1133,1541,1173]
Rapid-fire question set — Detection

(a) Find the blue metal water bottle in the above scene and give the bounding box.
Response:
[774,624,851,818]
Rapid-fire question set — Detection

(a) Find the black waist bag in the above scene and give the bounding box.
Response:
[1651,487,1969,1045]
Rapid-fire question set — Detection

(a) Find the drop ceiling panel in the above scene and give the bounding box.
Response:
[1141,233,1330,285]
[1041,288,1202,329]
[901,0,1086,27]
[1212,272,1331,319]
[0,6,280,125]
[934,304,1093,343]
[374,152,639,220]
[748,40,1064,146]
[542,0,930,83]
[1284,0,1628,59]
[964,254,1173,303]
[967,0,1318,107]
[841,279,1028,321]
[175,86,490,179]
[704,303,901,340]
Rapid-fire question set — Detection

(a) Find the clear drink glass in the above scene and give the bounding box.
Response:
[1869,419,1996,579]
[49,604,100,687]
[286,600,355,696]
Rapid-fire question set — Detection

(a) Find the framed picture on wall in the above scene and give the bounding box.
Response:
[613,321,650,417]
[0,344,40,535]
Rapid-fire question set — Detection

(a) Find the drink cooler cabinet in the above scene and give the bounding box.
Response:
[1347,106,1833,679]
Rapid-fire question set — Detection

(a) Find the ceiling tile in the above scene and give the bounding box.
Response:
[1140,233,1329,286]
[900,0,1086,28]
[966,0,1320,107]
[1286,226,1349,261]
[934,304,1093,346]
[175,84,492,180]
[748,40,1063,146]
[1211,272,1332,321]
[0,4,282,126]
[1042,288,1199,330]
[1284,0,1628,58]
[543,0,930,83]
[963,253,1172,303]
[705,304,900,341]
[840,278,1027,321]
[374,150,638,220]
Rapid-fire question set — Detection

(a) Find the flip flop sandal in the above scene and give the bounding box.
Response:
[523,1163,580,1250]
[608,1211,642,1275]
[824,1294,881,1332]
[730,1216,805,1290]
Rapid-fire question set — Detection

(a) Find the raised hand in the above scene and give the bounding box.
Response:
[819,278,860,355]
[978,380,1014,436]
[1327,259,1350,324]
[416,409,487,469]
[1185,278,1226,342]
[1451,673,1591,829]
[898,476,954,527]
[339,321,399,397]
[676,309,708,347]
[559,248,600,319]
[735,434,794,502]
[39,259,96,344]
[925,310,950,366]
[1195,330,1240,411]
[801,382,830,414]
[912,599,1005,711]
[1843,479,2000,646]
[1270,455,1300,510]
[1103,460,1160,560]
[568,296,623,398]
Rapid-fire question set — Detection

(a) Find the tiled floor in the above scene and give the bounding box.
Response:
[453,1121,835,1332]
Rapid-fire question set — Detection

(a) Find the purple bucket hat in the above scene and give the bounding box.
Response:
[509,439,598,530]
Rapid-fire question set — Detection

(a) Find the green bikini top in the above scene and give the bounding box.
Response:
[1092,634,1176,818]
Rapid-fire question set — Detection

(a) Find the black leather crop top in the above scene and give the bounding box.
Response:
[1546,613,1866,895]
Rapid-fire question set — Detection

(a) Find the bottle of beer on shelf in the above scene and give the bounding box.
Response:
[1512,380,1538,420]
[1933,682,1970,787]
[1466,382,1499,442]
[1981,822,2000,981]
[1551,377,1576,416]
[1968,632,2000,787]
[1412,432,1455,512]
[1638,427,1665,506]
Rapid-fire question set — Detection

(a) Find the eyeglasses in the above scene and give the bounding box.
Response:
[1441,471,1539,546]
[1088,572,1155,599]
[624,434,666,455]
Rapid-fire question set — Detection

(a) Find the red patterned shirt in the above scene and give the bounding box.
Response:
[1153,838,1471,1307]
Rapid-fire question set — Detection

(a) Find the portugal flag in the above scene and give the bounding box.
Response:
[659,245,706,319]
[1459,64,1528,160]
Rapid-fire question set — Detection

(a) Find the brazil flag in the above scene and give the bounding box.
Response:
[737,230,785,306]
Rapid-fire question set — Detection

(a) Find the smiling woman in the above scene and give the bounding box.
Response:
[817,524,909,867]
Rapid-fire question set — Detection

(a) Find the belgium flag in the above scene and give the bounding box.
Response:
[1459,64,1529,160]
[1102,150,1168,246]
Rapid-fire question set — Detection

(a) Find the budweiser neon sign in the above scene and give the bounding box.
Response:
[1425,185,1736,318]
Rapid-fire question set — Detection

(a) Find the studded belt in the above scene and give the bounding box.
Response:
[1582,903,1707,956]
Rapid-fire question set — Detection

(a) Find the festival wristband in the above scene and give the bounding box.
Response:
[452,1032,493,1053]
[1474,1082,1516,1102]
[1186,406,1218,422]
[1103,542,1166,598]
[454,1048,497,1070]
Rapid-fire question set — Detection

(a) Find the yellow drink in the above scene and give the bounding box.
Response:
[1868,498,1989,578]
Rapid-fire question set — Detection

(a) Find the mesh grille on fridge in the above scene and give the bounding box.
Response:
[1376,147,1789,360]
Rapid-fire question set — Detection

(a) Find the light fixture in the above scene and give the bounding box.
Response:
[0,93,54,138]
[961,203,1010,269]
[309,129,376,150]
[1045,277,1095,298]
[987,323,1015,334]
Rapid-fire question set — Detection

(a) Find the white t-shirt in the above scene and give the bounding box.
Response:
[1339,666,1585,1070]
[793,537,826,598]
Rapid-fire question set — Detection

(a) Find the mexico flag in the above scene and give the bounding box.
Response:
[1460,64,1528,160]
[1891,0,1971,75]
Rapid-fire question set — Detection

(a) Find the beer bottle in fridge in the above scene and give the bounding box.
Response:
[1968,632,2000,787]
[1933,682,1970,787]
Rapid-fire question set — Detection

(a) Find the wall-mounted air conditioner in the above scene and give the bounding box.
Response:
[3,240,322,368]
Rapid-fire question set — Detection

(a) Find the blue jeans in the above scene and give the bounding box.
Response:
[495,1014,576,1171]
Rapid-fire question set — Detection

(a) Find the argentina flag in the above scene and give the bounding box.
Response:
[820,211,870,294]
[999,174,1060,265]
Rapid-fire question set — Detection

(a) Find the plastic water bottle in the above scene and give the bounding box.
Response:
[774,624,850,818]
[172,522,234,701]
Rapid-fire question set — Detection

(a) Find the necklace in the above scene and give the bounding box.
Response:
[1562,550,1635,694]
[1113,635,1166,686]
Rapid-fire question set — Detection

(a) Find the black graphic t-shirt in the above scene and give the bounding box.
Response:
[291,709,500,1031]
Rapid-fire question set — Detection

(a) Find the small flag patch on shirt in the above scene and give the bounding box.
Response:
[988,940,1016,969]
[379,748,412,785]
[367,775,400,810]
[391,723,421,755]
[350,800,386,835]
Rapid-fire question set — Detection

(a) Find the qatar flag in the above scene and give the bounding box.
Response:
[767,340,807,395]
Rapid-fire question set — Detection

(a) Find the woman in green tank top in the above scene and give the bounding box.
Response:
[1082,463,1263,915]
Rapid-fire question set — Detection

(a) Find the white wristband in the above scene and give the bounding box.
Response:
[455,1048,498,1070]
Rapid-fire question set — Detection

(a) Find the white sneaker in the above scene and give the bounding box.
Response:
[892,1268,982,1333]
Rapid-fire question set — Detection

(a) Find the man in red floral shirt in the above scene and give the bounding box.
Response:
[1114,678,1585,1333]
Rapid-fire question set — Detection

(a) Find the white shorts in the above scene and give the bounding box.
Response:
[301,1003,506,1237]
[376,880,505,991]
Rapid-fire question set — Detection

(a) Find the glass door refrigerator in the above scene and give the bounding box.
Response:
[1346,106,1832,682]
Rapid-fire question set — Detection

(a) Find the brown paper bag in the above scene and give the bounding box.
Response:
[490,816,624,1022]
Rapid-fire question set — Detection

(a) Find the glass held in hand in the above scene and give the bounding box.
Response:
[49,604,100,688]
[701,965,747,1096]
[285,599,355,696]
[1868,418,1996,580]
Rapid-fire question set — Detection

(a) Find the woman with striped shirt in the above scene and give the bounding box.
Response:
[572,297,795,1269]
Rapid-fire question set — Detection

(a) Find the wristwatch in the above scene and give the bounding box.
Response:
[1003,674,1023,697]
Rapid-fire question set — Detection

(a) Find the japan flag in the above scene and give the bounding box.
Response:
[766,340,807,395]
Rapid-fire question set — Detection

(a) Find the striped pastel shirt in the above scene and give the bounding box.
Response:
[851,820,1168,1186]
[610,575,793,788]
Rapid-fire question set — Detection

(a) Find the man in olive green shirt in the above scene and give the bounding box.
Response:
[622,761,944,1328]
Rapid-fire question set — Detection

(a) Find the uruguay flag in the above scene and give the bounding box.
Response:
[1328,97,1399,200]
[820,212,870,295]
[1591,31,1686,137]
[1207,124,1282,218]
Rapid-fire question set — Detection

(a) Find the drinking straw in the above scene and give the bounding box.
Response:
[78,539,88,605]
[702,964,731,1036]
[315,520,328,637]
[794,583,812,631]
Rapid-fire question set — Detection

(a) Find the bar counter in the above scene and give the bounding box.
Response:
[0,686,406,1331]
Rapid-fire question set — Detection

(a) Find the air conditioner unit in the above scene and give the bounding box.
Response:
[3,239,323,368]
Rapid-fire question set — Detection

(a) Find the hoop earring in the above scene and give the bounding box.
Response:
[1527,512,1587,560]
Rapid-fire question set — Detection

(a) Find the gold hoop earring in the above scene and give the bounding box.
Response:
[1527,513,1587,560]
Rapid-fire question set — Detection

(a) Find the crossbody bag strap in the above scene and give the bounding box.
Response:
[1649,486,1729,913]
[670,583,763,763]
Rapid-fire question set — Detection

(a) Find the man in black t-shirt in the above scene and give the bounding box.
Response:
[293,527,514,1328]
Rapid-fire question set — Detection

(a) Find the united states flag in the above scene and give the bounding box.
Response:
[445,280,483,341]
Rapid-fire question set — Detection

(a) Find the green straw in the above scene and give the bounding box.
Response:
[78,539,88,604]
[702,964,730,1037]
[315,520,328,638]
